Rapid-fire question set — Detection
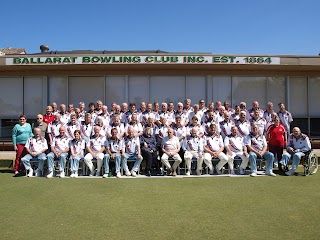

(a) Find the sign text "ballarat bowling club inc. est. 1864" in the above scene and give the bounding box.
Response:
[6,55,281,65]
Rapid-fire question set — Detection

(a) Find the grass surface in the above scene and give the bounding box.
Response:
[0,170,320,240]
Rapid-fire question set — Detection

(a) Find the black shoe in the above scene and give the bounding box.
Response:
[146,171,151,177]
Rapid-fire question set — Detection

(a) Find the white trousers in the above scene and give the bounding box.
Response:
[161,153,182,171]
[203,152,229,170]
[184,151,203,171]
[84,152,104,172]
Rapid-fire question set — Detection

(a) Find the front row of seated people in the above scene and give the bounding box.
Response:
[21,123,311,178]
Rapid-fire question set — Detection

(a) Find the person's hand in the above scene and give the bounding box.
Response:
[14,146,18,151]
[138,154,142,159]
[121,152,126,158]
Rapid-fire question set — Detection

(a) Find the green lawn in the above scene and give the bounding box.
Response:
[0,170,319,240]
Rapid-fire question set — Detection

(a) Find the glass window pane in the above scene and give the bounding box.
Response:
[105,76,126,106]
[212,77,232,105]
[128,76,149,105]
[24,77,43,117]
[291,118,308,134]
[150,76,185,104]
[69,76,104,107]
[310,118,320,137]
[232,76,267,109]
[48,76,68,106]
[309,77,320,116]
[267,77,285,109]
[186,76,206,104]
[0,77,23,118]
[289,77,307,116]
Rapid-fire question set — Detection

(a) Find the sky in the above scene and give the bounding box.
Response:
[1,0,320,55]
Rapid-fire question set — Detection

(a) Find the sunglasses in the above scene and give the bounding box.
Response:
[37,118,42,120]
[20,119,26,121]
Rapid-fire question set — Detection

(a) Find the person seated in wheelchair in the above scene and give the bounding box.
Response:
[280,127,311,176]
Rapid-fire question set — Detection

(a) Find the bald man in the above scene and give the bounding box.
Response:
[280,127,311,176]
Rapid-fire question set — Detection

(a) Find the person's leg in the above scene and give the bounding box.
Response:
[103,154,110,177]
[14,144,25,173]
[263,152,276,176]
[37,153,47,172]
[172,154,182,172]
[21,154,33,171]
[114,154,121,175]
[84,153,94,173]
[216,152,229,173]
[132,154,143,173]
[96,153,104,176]
[249,152,258,174]
[122,153,129,173]
[203,153,213,174]
[161,153,172,170]
[184,151,192,174]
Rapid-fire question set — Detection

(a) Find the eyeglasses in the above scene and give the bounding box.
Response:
[20,119,26,121]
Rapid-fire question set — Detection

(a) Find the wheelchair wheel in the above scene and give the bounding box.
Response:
[305,152,318,176]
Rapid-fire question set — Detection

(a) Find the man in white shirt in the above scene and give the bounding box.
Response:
[46,126,70,178]
[278,102,293,140]
[224,126,249,175]
[245,124,276,177]
[104,128,124,178]
[235,111,251,137]
[280,127,311,176]
[84,126,106,177]
[203,124,228,174]
[122,126,143,177]
[21,128,48,177]
[161,128,182,176]
[183,128,203,176]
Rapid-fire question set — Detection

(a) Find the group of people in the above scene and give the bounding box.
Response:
[11,98,311,178]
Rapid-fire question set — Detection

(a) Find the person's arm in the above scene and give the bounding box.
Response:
[224,137,232,156]
[136,139,142,159]
[12,125,18,150]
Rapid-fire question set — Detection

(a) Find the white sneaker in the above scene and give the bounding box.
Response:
[46,172,53,178]
[96,171,101,177]
[35,169,41,177]
[239,167,245,175]
[60,171,65,178]
[89,169,95,177]
[266,172,276,177]
[116,172,122,178]
[230,170,235,175]
[103,173,108,178]
[70,173,75,178]
[27,168,33,177]
[196,169,201,175]
[285,169,295,176]
[125,170,131,176]
[74,173,79,178]
[215,166,222,175]
[131,171,137,177]
[250,172,257,177]
[186,171,190,176]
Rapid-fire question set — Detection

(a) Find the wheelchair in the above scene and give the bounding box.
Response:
[301,150,318,176]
